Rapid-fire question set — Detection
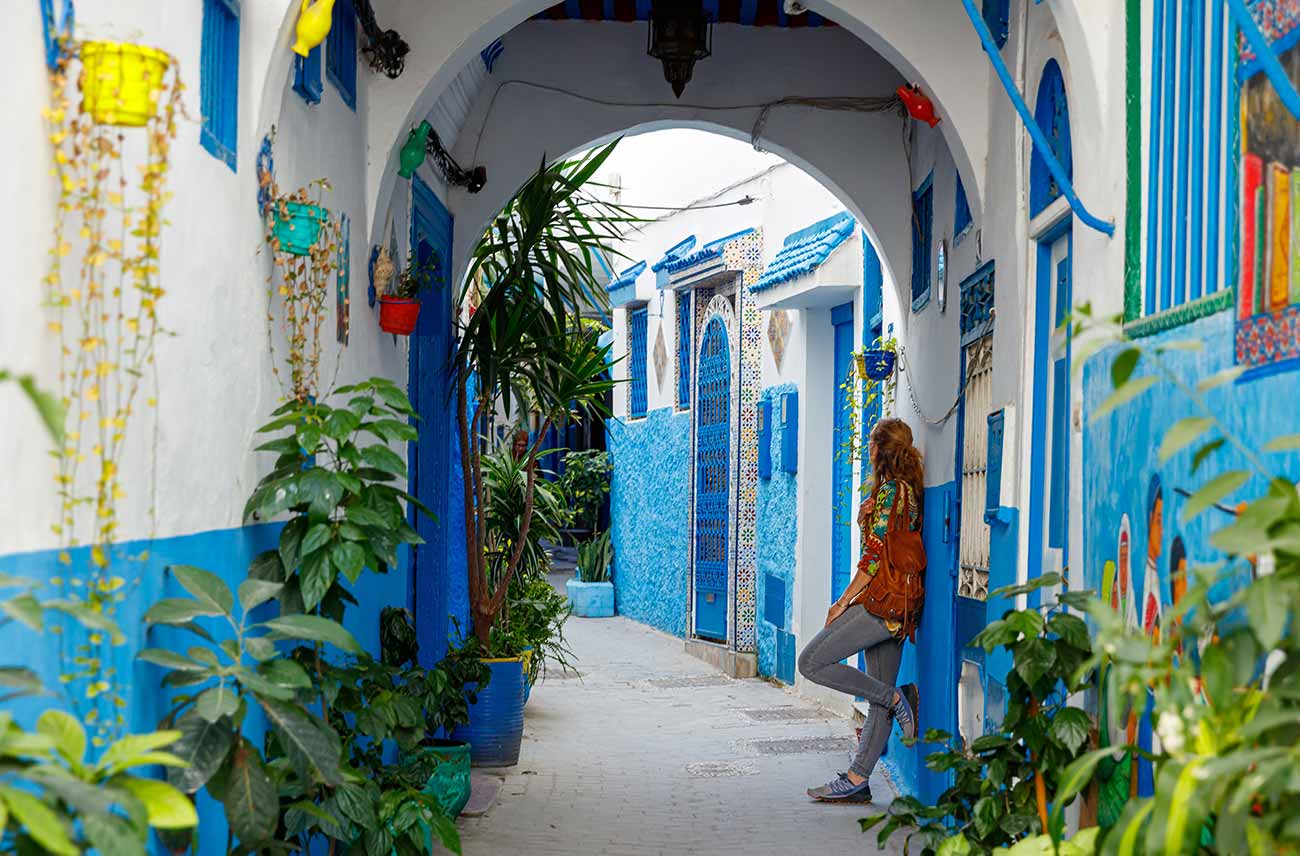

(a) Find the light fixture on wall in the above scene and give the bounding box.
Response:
[647,0,712,98]
[355,0,410,79]
[397,120,488,193]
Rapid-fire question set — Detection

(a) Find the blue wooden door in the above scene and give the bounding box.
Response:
[831,302,855,601]
[694,317,731,641]
[409,175,454,664]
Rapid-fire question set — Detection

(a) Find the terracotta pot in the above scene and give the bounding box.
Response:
[379,297,421,335]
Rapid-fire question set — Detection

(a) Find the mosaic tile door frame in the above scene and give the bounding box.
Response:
[675,230,765,654]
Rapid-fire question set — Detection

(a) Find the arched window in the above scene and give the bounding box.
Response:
[1030,59,1072,218]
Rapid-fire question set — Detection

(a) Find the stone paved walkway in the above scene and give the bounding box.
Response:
[456,581,903,855]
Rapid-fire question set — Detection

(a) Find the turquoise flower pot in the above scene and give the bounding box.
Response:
[272,201,327,256]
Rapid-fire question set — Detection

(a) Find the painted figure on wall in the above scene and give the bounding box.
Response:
[1096,513,1137,828]
[1237,4,1300,369]
[1135,474,1164,798]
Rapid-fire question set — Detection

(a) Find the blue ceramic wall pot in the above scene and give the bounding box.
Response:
[859,349,896,381]
[450,657,525,767]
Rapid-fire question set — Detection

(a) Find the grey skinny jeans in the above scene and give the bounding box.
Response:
[797,605,903,779]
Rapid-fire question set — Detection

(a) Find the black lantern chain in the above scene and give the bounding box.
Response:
[426,128,488,193]
[355,0,410,79]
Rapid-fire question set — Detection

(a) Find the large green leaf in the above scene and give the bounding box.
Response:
[237,579,283,614]
[1090,375,1159,424]
[1263,433,1300,452]
[259,614,361,653]
[0,666,47,701]
[221,741,278,847]
[1246,576,1287,650]
[36,710,86,769]
[143,598,224,626]
[324,408,362,440]
[298,548,334,612]
[137,648,207,672]
[257,697,342,787]
[1157,416,1214,463]
[258,658,312,691]
[194,684,240,723]
[0,784,77,856]
[1013,637,1056,688]
[361,443,407,477]
[1046,613,1090,651]
[330,541,366,583]
[1182,470,1250,523]
[972,795,1000,839]
[168,713,235,793]
[117,777,197,830]
[1048,707,1091,754]
[1,593,42,631]
[96,731,183,776]
[301,522,333,557]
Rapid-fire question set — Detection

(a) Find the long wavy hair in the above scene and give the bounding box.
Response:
[867,418,925,515]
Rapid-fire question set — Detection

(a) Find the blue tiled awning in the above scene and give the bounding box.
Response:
[752,211,855,292]
[607,259,646,292]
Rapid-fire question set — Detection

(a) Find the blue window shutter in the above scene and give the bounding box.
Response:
[629,306,648,418]
[200,0,240,171]
[983,0,1010,49]
[293,45,323,104]
[327,0,357,110]
[911,175,933,311]
[954,172,973,243]
[677,291,691,408]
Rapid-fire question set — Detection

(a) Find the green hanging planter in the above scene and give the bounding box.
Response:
[272,201,328,255]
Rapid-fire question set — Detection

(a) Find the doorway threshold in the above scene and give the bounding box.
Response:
[685,637,757,678]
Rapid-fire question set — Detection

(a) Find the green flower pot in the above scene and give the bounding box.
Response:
[404,739,472,818]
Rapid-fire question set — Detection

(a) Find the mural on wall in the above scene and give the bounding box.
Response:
[767,309,791,369]
[1237,2,1300,370]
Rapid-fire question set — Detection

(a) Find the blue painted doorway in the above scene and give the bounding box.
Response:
[409,175,454,664]
[694,316,731,642]
[830,302,855,601]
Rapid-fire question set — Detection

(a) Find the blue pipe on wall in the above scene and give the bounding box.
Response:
[1159,0,1179,312]
[1145,0,1169,315]
[1174,0,1196,309]
[957,0,1115,237]
[1189,0,1206,303]
[1226,0,1300,120]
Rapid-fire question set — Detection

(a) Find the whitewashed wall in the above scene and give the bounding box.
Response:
[0,2,440,555]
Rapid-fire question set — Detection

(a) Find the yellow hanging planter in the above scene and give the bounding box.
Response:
[79,42,171,127]
[293,0,336,57]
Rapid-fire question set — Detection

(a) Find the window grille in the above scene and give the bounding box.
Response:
[326,0,357,110]
[911,175,933,311]
[959,335,995,600]
[629,306,648,418]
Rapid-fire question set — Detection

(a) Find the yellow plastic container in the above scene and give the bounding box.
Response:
[80,42,170,127]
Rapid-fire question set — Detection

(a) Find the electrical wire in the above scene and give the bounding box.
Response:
[470,79,905,163]
[612,196,759,211]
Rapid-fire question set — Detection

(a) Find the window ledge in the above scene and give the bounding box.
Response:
[1124,288,1234,339]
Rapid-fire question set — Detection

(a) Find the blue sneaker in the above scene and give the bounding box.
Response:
[892,684,919,741]
[807,772,872,803]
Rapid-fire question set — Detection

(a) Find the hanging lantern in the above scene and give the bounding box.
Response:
[647,0,712,99]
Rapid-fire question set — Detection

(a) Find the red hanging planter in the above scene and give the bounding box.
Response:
[379,297,421,335]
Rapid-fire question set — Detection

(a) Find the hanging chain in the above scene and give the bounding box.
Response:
[897,313,995,427]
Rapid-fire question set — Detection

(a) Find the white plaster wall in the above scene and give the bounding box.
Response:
[0,3,432,555]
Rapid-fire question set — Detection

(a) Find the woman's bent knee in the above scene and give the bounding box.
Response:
[797,645,820,680]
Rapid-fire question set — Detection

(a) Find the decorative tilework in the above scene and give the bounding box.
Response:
[1236,305,1300,365]
[960,261,996,347]
[653,323,669,391]
[767,310,792,369]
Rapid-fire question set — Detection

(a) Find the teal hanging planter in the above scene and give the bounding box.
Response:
[272,201,327,255]
[402,739,472,818]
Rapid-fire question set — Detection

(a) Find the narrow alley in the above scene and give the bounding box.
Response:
[457,575,902,856]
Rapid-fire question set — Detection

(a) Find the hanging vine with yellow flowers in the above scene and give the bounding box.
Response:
[258,134,342,403]
[42,40,183,744]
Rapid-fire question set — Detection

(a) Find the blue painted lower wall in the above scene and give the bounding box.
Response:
[1083,308,1300,798]
[0,523,413,855]
[607,407,691,637]
[756,384,798,680]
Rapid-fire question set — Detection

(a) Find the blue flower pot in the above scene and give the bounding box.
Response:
[450,657,525,767]
[859,349,896,381]
[567,579,615,617]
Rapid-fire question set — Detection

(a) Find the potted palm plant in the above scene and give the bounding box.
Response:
[568,529,615,617]
[446,141,629,766]
[379,248,442,335]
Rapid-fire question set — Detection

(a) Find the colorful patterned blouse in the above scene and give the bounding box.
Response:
[855,479,921,637]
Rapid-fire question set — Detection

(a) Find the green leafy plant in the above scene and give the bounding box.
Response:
[839,334,900,473]
[501,574,575,685]
[0,370,64,442]
[380,605,420,668]
[0,580,196,856]
[391,248,444,300]
[483,443,567,583]
[1038,306,1300,855]
[244,376,428,623]
[138,564,361,852]
[862,573,1096,855]
[454,142,630,647]
[557,450,613,534]
[576,529,613,584]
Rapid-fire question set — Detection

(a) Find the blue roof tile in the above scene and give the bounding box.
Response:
[752,211,856,292]
[607,260,646,292]
[663,227,756,274]
[651,236,697,273]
